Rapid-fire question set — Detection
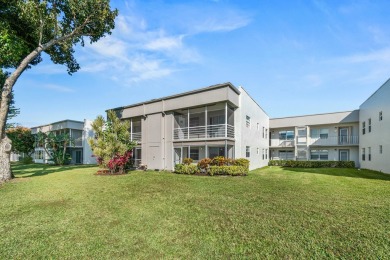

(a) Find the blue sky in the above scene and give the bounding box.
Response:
[11,0,390,126]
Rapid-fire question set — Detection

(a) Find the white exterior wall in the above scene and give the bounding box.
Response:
[83,120,97,165]
[236,87,269,170]
[359,79,390,173]
[31,119,96,165]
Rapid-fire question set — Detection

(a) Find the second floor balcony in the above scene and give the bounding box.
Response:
[173,102,235,141]
[270,139,295,147]
[174,124,234,140]
[309,136,359,146]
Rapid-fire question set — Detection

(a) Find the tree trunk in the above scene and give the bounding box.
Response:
[0,136,13,181]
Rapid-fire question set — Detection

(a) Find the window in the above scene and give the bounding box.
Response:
[362,122,366,135]
[279,150,294,160]
[310,150,328,160]
[279,130,294,140]
[379,111,383,121]
[379,145,383,154]
[368,118,371,133]
[262,149,265,160]
[265,149,268,160]
[311,128,329,139]
[246,116,251,128]
[368,147,371,161]
[190,148,199,161]
[246,146,250,158]
[257,123,260,131]
[257,148,259,155]
[362,148,365,161]
[265,129,268,139]
[262,127,265,138]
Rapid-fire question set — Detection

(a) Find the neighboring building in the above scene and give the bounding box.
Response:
[110,83,269,171]
[269,111,360,167]
[31,119,96,165]
[359,79,390,173]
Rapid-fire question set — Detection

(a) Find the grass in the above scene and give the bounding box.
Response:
[0,164,389,258]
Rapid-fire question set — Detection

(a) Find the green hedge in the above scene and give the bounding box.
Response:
[268,160,355,168]
[174,163,249,176]
[174,164,199,174]
[209,166,247,176]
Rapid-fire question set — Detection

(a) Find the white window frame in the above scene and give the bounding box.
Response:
[246,146,250,158]
[246,116,251,128]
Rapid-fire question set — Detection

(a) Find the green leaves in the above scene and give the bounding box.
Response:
[89,110,136,167]
[0,0,118,73]
[5,126,35,155]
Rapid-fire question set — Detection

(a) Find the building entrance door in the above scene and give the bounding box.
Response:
[339,149,349,161]
[75,150,82,164]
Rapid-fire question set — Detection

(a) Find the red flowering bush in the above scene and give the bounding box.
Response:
[107,150,133,174]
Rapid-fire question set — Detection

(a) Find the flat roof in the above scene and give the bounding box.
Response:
[109,82,241,112]
[270,110,359,128]
[31,119,84,129]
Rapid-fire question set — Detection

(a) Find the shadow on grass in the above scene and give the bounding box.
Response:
[11,163,97,178]
[283,167,390,181]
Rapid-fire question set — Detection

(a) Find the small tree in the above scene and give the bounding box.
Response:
[6,126,34,158]
[88,110,136,171]
[34,132,74,165]
[0,0,118,180]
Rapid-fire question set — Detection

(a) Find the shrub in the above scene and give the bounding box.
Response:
[268,160,355,168]
[198,158,212,171]
[107,151,133,174]
[21,156,34,164]
[233,158,250,170]
[211,156,226,166]
[182,158,193,165]
[209,166,248,176]
[174,164,199,174]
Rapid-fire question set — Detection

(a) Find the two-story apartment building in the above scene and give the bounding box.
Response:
[359,79,390,173]
[31,119,96,165]
[269,111,360,166]
[110,83,269,171]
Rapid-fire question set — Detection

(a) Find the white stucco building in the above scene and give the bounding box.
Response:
[359,79,390,173]
[269,111,360,167]
[31,119,96,165]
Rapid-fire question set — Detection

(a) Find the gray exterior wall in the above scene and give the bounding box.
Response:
[359,79,390,173]
[112,83,268,171]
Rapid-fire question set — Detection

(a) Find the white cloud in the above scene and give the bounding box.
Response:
[193,16,251,33]
[335,48,390,64]
[42,84,74,93]
[145,35,183,50]
[77,4,252,84]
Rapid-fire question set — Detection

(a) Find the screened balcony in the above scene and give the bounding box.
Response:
[129,118,142,143]
[173,103,235,140]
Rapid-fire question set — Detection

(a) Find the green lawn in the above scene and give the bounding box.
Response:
[1,164,389,258]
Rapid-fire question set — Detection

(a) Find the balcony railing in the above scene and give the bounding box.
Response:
[131,132,142,142]
[309,136,359,146]
[174,124,234,140]
[270,139,295,147]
